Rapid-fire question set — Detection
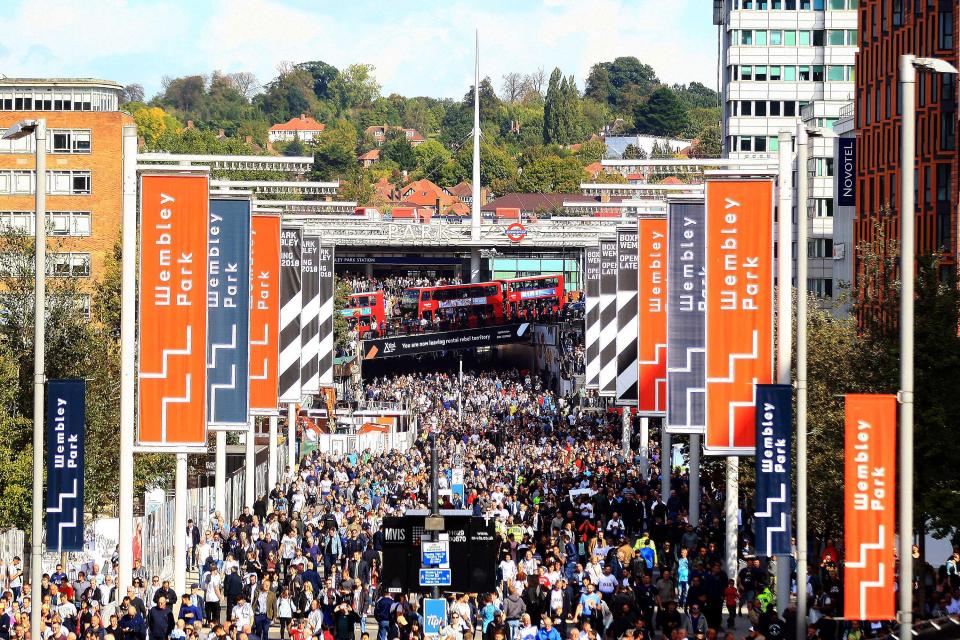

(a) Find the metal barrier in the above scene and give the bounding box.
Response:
[138,442,287,581]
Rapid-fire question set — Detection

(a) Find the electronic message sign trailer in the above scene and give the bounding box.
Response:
[379,512,498,594]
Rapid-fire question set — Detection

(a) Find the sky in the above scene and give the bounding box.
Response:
[0,0,718,101]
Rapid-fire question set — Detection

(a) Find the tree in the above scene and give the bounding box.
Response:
[330,64,381,113]
[515,155,583,193]
[585,64,613,103]
[134,107,178,148]
[674,81,719,108]
[256,67,318,123]
[439,103,473,150]
[525,68,547,97]
[688,125,722,158]
[413,139,453,184]
[159,75,206,112]
[576,139,607,164]
[622,143,647,160]
[463,77,501,124]
[294,60,338,99]
[381,130,417,172]
[501,72,526,103]
[283,137,306,157]
[122,83,144,104]
[454,140,517,187]
[312,119,357,180]
[633,88,690,137]
[227,72,260,99]
[543,68,564,144]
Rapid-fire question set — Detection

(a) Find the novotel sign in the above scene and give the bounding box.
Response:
[837,138,856,207]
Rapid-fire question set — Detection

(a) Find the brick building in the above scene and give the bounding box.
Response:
[0,78,133,313]
[854,2,958,324]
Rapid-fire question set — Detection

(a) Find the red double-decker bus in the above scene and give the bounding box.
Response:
[340,291,386,336]
[501,274,566,319]
[400,281,505,327]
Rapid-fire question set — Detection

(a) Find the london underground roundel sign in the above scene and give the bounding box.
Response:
[505,223,527,243]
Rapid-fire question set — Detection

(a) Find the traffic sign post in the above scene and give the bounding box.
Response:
[423,598,447,637]
[419,568,452,587]
[421,540,450,567]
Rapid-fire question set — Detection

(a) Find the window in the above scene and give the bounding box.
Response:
[799,31,811,45]
[770,30,783,45]
[827,65,845,81]
[741,100,753,115]
[0,87,117,111]
[768,136,780,152]
[770,101,782,116]
[829,0,846,7]
[49,253,90,277]
[807,279,833,298]
[815,158,834,176]
[814,199,834,217]
[939,4,954,49]
[784,101,797,116]
[827,29,846,45]
[798,66,811,81]
[755,136,768,152]
[770,66,782,81]
[741,30,753,45]
[50,129,91,154]
[0,211,90,236]
[812,65,825,81]
[740,136,753,151]
[755,30,768,45]
[784,30,797,46]
[742,66,753,80]
[756,101,768,116]
[755,66,768,81]
[813,30,825,46]
[808,238,834,258]
[937,164,951,202]
[784,66,797,81]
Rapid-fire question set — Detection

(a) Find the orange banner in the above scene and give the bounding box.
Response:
[637,216,667,414]
[137,174,210,446]
[704,179,774,454]
[249,214,281,414]
[844,394,897,621]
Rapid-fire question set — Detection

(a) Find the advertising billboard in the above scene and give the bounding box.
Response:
[704,179,774,455]
[137,173,209,447]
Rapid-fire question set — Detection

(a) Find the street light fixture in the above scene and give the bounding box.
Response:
[3,118,46,640]
[898,54,958,640]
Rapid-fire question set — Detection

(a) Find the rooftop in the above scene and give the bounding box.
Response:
[270,114,325,132]
[0,77,123,90]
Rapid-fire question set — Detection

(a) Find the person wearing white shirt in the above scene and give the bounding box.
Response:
[585,556,603,585]
[232,595,254,629]
[596,567,618,598]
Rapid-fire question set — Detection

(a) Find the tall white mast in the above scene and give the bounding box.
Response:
[470,29,481,241]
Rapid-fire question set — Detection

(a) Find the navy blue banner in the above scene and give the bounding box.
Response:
[207,197,252,428]
[754,384,792,557]
[837,137,856,207]
[46,379,85,552]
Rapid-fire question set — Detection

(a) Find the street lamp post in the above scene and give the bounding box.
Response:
[3,118,46,640]
[795,124,829,638]
[897,54,958,640]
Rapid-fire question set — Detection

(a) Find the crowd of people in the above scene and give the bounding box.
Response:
[1,368,958,640]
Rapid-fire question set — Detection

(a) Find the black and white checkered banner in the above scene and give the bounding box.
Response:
[278,225,302,403]
[666,200,706,434]
[598,238,618,397]
[318,245,335,386]
[299,235,320,395]
[616,226,639,406]
[584,245,602,389]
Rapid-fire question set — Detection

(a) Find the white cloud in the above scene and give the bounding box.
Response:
[0,0,717,99]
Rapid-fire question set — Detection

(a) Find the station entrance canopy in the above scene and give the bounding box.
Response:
[361,323,531,359]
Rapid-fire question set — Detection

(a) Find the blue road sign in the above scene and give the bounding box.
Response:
[419,568,452,587]
[421,541,449,567]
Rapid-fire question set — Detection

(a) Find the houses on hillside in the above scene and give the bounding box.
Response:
[364,125,426,147]
[268,114,326,143]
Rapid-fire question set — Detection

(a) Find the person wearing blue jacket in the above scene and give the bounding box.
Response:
[177,594,203,626]
[119,604,146,640]
[535,616,560,640]
[147,596,175,640]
